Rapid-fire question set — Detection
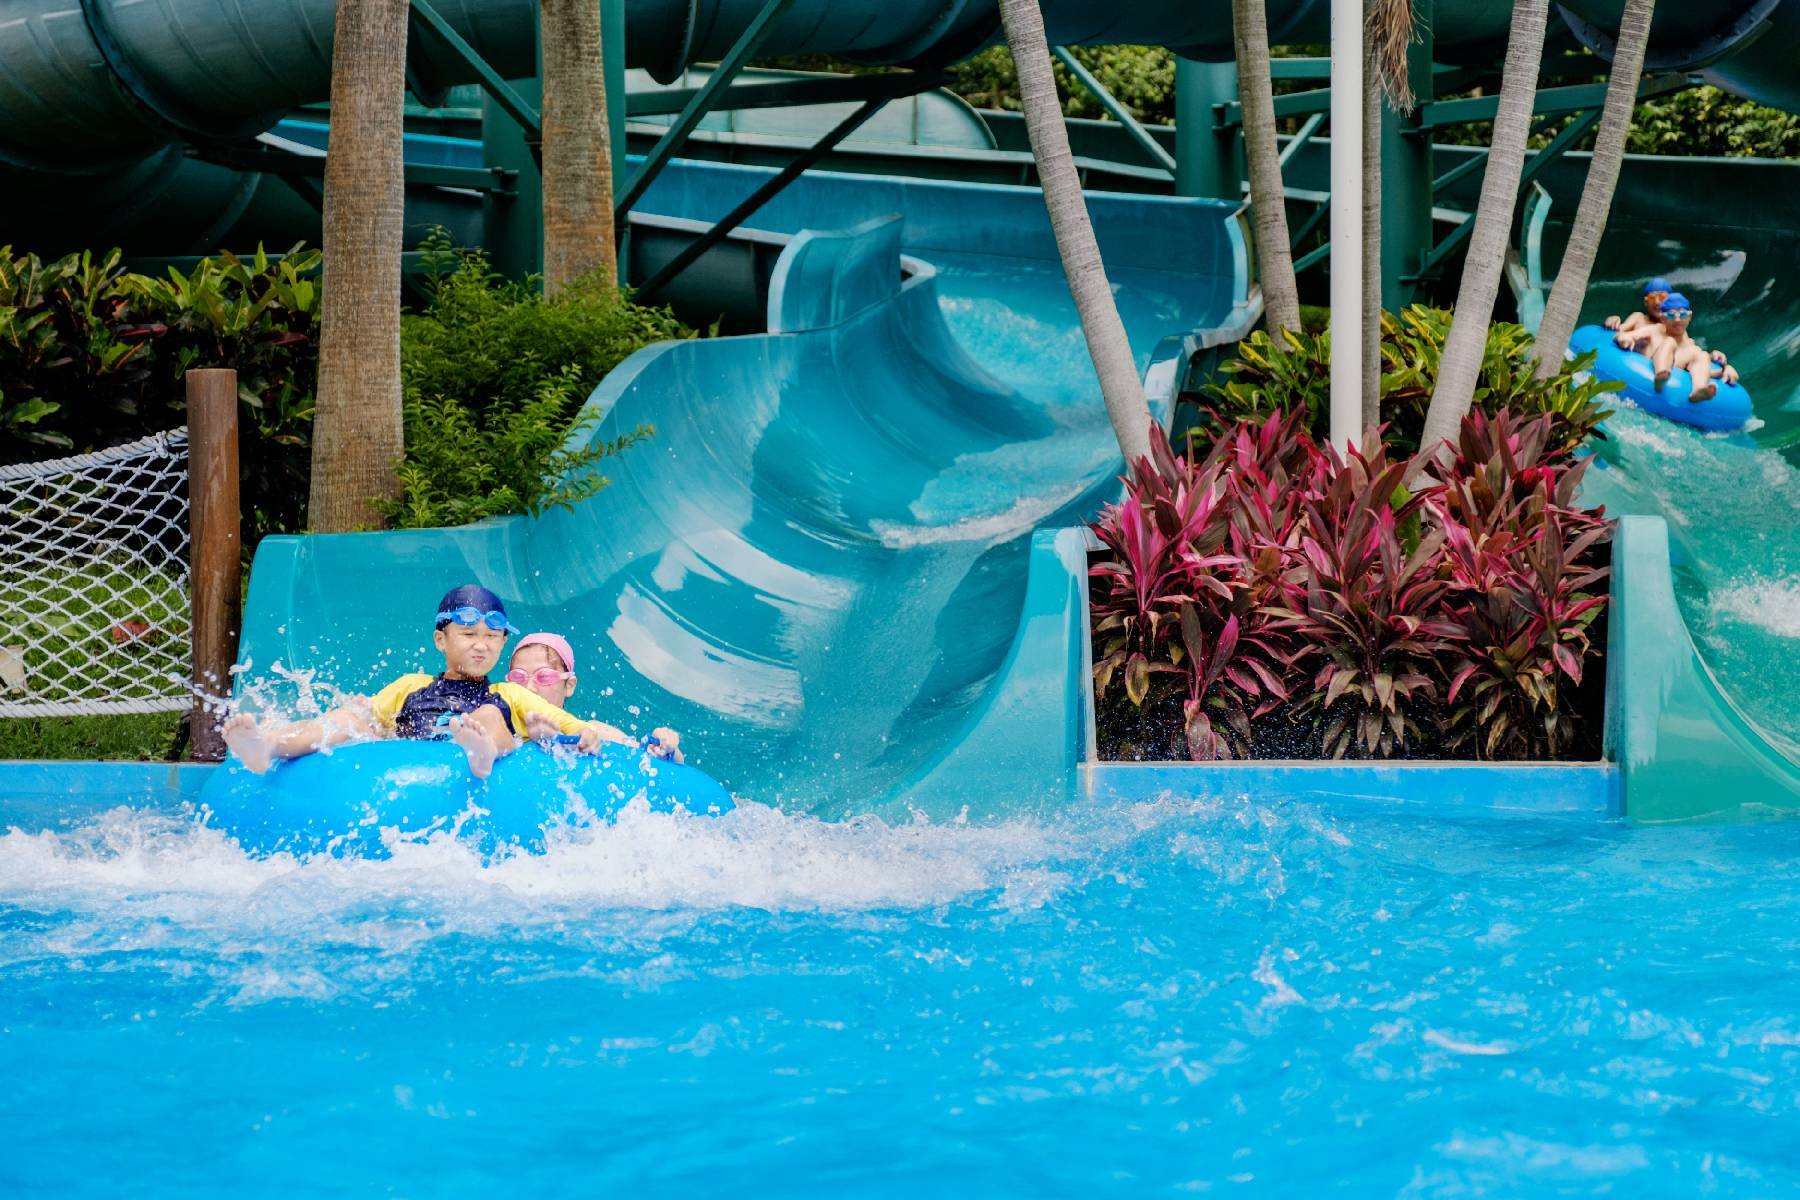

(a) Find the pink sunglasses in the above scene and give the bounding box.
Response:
[506,667,573,687]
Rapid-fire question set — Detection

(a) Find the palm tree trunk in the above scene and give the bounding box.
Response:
[541,0,617,295]
[998,0,1152,467]
[1233,0,1302,339]
[1362,38,1383,435]
[310,0,410,532]
[1415,0,1550,463]
[1531,0,1655,377]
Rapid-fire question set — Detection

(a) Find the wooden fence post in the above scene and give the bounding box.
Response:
[187,369,240,761]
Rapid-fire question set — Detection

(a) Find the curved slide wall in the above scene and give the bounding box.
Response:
[236,161,1253,813]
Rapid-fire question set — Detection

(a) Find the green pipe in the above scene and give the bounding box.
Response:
[1173,57,1239,199]
[1379,0,1432,307]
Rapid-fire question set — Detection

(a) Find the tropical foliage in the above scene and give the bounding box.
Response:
[2,236,691,544]
[1198,304,1617,457]
[1,243,322,548]
[388,235,687,529]
[1090,408,1611,762]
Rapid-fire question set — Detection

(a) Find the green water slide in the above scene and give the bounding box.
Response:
[5,1,1800,818]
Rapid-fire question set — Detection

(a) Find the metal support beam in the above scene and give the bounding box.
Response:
[1278,112,1326,173]
[1051,46,1176,178]
[1379,0,1432,308]
[633,76,931,303]
[627,71,949,118]
[188,141,518,194]
[603,0,626,189]
[1414,106,1604,280]
[1289,198,1328,249]
[1269,58,1331,80]
[1420,73,1690,129]
[408,0,541,140]
[1294,241,1332,274]
[615,0,797,220]
[1174,57,1239,199]
[1215,87,1332,129]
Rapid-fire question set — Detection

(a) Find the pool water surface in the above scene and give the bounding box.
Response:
[2,794,1797,1196]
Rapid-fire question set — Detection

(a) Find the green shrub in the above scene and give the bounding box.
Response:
[1198,305,1617,456]
[382,366,651,529]
[402,233,689,418]
[947,44,1176,124]
[129,246,322,546]
[1,247,162,456]
[1627,86,1800,159]
[389,235,688,529]
[1,242,320,552]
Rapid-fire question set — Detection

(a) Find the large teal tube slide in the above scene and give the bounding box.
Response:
[10,2,1800,176]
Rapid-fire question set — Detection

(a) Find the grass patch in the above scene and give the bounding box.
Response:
[0,710,184,761]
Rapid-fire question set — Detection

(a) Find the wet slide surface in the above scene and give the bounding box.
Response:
[1568,221,1800,763]
[240,162,1251,814]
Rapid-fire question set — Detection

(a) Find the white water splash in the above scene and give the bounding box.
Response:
[1713,577,1800,640]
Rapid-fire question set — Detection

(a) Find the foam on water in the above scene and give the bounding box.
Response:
[4,791,1799,1195]
[1586,408,1800,745]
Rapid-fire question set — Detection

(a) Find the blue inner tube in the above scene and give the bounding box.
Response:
[196,739,735,858]
[1568,325,1753,433]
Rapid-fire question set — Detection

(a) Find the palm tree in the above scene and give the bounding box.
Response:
[310,0,410,532]
[1532,0,1655,376]
[1234,0,1302,339]
[540,0,617,295]
[1415,0,1550,464]
[1363,0,1418,433]
[997,0,1153,467]
[1362,39,1383,434]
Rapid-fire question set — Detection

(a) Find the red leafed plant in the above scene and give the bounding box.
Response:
[1090,422,1298,759]
[1263,435,1462,758]
[1089,405,1610,763]
[1433,410,1611,759]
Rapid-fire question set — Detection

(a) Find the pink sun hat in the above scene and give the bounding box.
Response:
[512,632,576,674]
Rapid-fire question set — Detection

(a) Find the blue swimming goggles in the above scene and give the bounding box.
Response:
[436,606,521,635]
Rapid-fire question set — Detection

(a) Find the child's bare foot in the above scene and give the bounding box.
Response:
[1654,369,1671,389]
[448,714,498,779]
[222,714,275,774]
[523,711,562,743]
[1691,383,1717,402]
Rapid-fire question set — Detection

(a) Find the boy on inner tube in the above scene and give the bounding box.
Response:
[1604,278,1737,392]
[1648,293,1727,402]
[221,585,596,779]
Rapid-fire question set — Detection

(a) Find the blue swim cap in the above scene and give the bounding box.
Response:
[434,584,509,627]
[1644,277,1673,295]
[1659,292,1693,316]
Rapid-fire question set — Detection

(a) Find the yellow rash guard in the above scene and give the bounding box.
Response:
[369,673,589,740]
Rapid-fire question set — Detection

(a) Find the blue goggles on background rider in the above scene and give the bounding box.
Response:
[435,606,521,635]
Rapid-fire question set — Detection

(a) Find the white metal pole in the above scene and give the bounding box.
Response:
[1329,0,1363,449]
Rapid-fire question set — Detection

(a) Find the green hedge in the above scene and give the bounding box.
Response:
[2,238,691,544]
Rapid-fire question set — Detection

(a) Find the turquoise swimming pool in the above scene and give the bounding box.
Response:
[3,791,1796,1195]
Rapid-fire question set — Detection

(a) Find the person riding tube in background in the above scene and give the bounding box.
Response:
[1605,277,1736,383]
[221,585,591,778]
[1649,293,1724,402]
[507,632,684,762]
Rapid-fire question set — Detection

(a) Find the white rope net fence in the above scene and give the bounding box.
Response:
[0,429,192,718]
